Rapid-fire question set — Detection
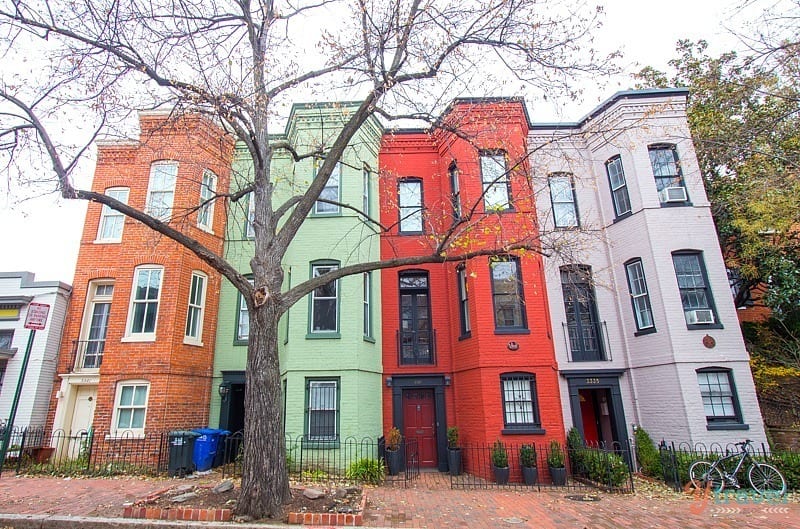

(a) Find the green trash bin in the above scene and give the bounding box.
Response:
[168,431,200,477]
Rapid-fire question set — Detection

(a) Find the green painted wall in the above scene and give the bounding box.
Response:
[211,103,383,442]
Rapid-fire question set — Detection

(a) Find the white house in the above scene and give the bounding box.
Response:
[530,89,767,447]
[0,272,71,430]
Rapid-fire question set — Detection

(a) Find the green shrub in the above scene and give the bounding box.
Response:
[547,440,565,468]
[566,427,583,450]
[345,458,384,484]
[578,448,629,487]
[447,426,460,449]
[634,427,662,478]
[491,440,508,468]
[520,444,537,468]
[769,451,800,491]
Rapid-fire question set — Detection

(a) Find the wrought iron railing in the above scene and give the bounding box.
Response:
[562,321,610,361]
[71,339,105,371]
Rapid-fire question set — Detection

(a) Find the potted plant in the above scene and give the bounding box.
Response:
[384,427,403,476]
[447,426,462,477]
[520,444,538,485]
[490,439,509,485]
[547,440,567,486]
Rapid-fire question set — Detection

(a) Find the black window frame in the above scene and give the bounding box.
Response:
[500,372,544,434]
[456,264,471,338]
[398,177,424,234]
[605,155,632,219]
[548,172,580,228]
[649,144,689,205]
[671,251,722,330]
[398,270,434,365]
[449,162,462,221]
[489,256,528,333]
[696,367,748,430]
[624,258,656,335]
[480,150,513,211]
[304,377,341,447]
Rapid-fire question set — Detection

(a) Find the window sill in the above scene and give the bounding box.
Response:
[183,338,204,347]
[306,332,341,340]
[458,332,472,341]
[93,239,122,244]
[687,323,724,331]
[197,224,214,235]
[301,439,340,450]
[659,201,693,208]
[554,225,581,230]
[501,427,546,435]
[233,338,248,346]
[707,423,749,431]
[121,335,156,343]
[105,432,146,440]
[612,211,633,223]
[634,327,657,337]
[398,231,424,236]
[494,328,530,335]
[0,347,18,359]
[310,212,342,218]
[363,336,376,344]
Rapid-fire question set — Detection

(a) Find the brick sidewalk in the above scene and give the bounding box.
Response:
[1,472,798,528]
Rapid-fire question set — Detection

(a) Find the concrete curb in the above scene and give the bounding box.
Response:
[0,513,410,529]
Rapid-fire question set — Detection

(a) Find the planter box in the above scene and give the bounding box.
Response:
[522,466,538,486]
[492,465,510,485]
[550,466,567,486]
[447,449,462,477]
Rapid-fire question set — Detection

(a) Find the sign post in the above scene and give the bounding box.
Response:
[0,303,50,475]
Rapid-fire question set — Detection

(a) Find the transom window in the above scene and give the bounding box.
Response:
[501,373,541,430]
[398,178,423,233]
[606,156,631,217]
[697,368,743,425]
[97,187,129,242]
[126,266,163,339]
[146,162,178,219]
[624,259,654,332]
[310,263,339,334]
[306,379,339,442]
[480,152,511,210]
[313,161,341,215]
[184,272,207,342]
[197,170,217,230]
[490,257,526,331]
[548,173,579,228]
[113,382,149,435]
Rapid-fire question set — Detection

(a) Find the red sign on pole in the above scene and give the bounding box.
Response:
[24,303,50,330]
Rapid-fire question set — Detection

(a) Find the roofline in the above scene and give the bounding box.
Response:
[530,88,689,130]
[0,271,72,292]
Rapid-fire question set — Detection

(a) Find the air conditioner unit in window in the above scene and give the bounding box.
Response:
[659,186,688,203]
[686,309,715,324]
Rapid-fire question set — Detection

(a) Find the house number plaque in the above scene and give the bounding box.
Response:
[585,378,600,385]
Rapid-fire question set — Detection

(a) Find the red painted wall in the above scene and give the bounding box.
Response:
[379,100,566,454]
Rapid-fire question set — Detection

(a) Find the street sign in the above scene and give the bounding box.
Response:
[24,303,50,330]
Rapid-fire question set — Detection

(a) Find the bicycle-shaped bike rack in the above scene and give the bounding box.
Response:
[689,440,787,496]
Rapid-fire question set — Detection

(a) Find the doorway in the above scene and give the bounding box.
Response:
[578,388,616,446]
[70,385,96,435]
[563,370,628,450]
[219,371,246,434]
[402,389,436,467]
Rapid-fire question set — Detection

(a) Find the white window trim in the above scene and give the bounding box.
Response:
[109,380,150,438]
[123,265,164,342]
[313,161,342,215]
[197,170,217,233]
[184,271,207,345]
[77,280,115,370]
[310,264,339,334]
[95,187,130,243]
[145,161,178,220]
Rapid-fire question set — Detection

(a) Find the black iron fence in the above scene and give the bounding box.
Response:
[658,440,800,492]
[450,440,634,492]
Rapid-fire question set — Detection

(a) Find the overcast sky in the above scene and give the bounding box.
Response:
[0,0,754,284]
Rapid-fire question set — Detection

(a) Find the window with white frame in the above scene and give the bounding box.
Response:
[184,272,207,343]
[197,170,217,230]
[606,156,631,218]
[501,373,541,431]
[362,165,371,217]
[449,163,462,220]
[246,192,256,238]
[363,272,373,339]
[96,187,129,242]
[480,152,511,210]
[649,145,688,203]
[490,256,526,331]
[126,266,163,339]
[398,178,423,233]
[79,281,114,369]
[236,278,254,342]
[112,381,149,436]
[310,263,339,334]
[305,379,339,441]
[548,173,579,228]
[696,368,744,425]
[313,161,341,215]
[456,264,470,336]
[145,162,178,219]
[624,259,654,332]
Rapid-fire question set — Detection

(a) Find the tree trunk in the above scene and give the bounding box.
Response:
[236,296,290,518]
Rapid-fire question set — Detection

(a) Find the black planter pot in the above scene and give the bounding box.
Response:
[492,464,510,485]
[549,466,567,486]
[386,449,402,476]
[448,448,462,477]
[522,466,538,486]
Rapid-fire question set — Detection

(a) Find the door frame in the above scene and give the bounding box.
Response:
[218,370,246,432]
[561,369,628,451]
[388,374,448,472]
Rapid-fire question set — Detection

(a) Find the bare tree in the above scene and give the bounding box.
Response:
[0,0,614,518]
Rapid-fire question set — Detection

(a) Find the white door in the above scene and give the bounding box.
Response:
[70,385,97,434]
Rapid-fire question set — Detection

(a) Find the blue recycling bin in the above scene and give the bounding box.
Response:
[192,428,230,471]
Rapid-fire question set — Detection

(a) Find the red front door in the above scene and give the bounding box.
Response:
[402,389,437,467]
